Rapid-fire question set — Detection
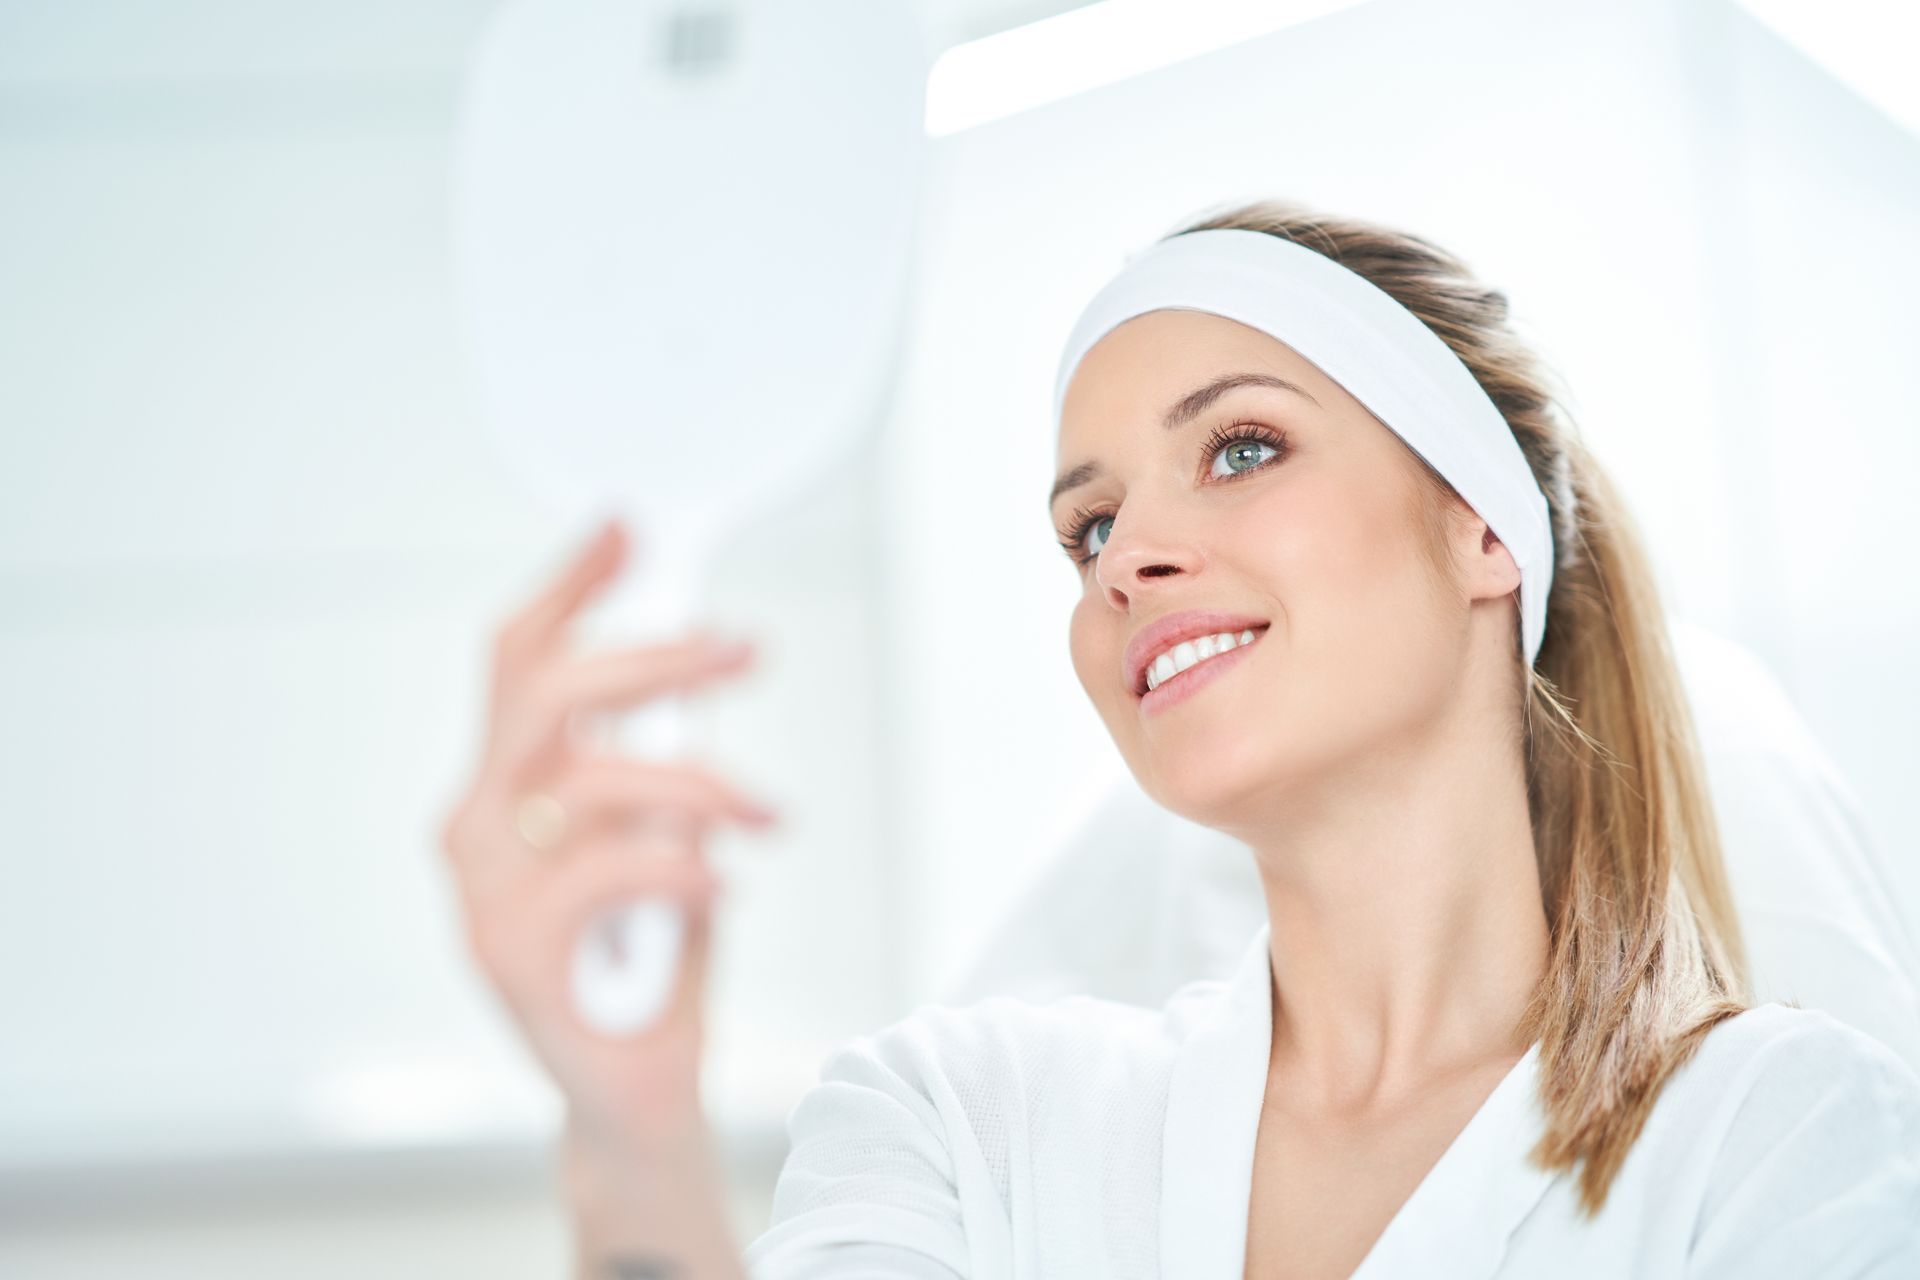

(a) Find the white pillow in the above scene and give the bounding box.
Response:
[939,619,1920,1073]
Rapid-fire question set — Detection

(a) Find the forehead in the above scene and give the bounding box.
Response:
[1056,309,1329,448]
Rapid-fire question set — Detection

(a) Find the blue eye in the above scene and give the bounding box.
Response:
[1055,421,1290,567]
[1211,435,1276,478]
[1077,512,1116,559]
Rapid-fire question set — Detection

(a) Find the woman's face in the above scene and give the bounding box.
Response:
[1052,309,1509,834]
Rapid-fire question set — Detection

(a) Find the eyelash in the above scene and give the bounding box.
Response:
[1056,420,1291,567]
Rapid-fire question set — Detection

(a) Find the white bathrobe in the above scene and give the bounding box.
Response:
[743,921,1920,1279]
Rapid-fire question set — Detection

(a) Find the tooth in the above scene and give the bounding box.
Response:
[1144,629,1264,694]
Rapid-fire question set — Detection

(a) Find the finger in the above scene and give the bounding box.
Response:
[570,869,721,1048]
[673,865,722,1031]
[542,756,779,838]
[439,786,559,900]
[550,828,719,922]
[495,518,629,661]
[549,634,757,718]
[538,830,723,986]
[487,636,757,777]
[449,758,771,904]
[473,826,722,1024]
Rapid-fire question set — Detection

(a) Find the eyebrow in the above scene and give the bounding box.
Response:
[1047,371,1320,512]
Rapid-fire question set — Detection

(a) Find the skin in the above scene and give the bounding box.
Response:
[439,520,771,1280]
[1053,310,1553,1277]
[444,303,1553,1278]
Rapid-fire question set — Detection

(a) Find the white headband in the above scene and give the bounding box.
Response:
[1053,227,1555,668]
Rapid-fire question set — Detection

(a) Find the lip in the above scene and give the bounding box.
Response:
[1139,633,1263,717]
[1123,609,1271,698]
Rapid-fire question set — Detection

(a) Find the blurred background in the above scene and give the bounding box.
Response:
[2,0,1916,1274]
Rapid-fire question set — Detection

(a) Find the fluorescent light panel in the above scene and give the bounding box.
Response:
[925,0,1372,137]
[1734,0,1919,139]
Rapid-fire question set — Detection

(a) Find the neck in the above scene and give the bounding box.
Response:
[1234,716,1549,1114]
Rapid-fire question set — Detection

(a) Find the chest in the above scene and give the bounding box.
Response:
[1240,1073,1508,1280]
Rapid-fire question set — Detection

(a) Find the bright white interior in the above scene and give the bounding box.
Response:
[3,0,1917,1274]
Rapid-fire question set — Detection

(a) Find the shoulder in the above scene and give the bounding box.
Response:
[1679,1002,1920,1171]
[786,984,1203,1181]
[1696,1002,1920,1117]
[813,988,1191,1114]
[1681,1004,1920,1276]
[754,990,1188,1269]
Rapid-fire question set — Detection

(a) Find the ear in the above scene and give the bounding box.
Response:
[1460,515,1523,603]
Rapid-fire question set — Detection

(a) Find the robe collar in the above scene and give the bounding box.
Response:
[1157,921,1562,1278]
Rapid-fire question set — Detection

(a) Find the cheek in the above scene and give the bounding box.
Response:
[1067,591,1105,696]
[1229,481,1375,594]
[1238,480,1442,659]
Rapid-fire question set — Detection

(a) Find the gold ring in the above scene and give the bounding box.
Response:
[514,791,568,852]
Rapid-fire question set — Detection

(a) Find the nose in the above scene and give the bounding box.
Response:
[1093,505,1198,608]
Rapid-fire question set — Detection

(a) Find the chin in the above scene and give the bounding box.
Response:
[1133,733,1285,829]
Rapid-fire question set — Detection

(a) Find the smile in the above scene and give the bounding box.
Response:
[1144,627,1261,692]
[1138,629,1265,717]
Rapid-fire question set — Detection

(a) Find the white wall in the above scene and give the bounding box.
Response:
[881,0,1920,995]
[0,0,899,1269]
[3,0,1915,1273]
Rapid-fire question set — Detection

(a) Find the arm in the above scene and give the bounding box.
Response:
[433,524,777,1280]
[562,1111,747,1280]
[739,1022,982,1279]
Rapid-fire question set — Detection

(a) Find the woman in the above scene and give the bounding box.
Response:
[437,201,1920,1278]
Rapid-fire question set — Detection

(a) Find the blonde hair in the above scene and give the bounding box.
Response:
[1166,199,1750,1216]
